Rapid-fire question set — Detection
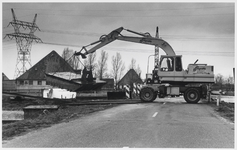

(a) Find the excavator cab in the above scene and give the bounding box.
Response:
[147,55,183,84]
[158,55,183,83]
[159,55,183,72]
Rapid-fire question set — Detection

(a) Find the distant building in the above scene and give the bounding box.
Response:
[100,78,114,92]
[2,73,16,92]
[117,69,143,98]
[2,73,9,81]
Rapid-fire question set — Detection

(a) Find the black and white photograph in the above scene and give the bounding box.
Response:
[1,1,235,148]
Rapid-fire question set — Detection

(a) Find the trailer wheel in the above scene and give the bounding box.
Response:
[140,87,156,102]
[184,88,201,104]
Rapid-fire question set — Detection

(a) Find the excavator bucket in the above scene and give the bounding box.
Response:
[45,72,107,92]
[45,73,82,91]
[72,78,107,92]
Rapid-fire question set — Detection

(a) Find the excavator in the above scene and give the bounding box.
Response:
[74,27,214,103]
[46,27,214,103]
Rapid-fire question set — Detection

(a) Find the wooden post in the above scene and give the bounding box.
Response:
[207,84,211,103]
[217,92,221,106]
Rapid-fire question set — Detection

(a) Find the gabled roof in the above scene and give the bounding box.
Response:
[118,69,143,85]
[17,50,75,80]
[2,73,9,80]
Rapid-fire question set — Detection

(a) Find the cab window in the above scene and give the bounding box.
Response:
[160,57,174,71]
[175,57,182,71]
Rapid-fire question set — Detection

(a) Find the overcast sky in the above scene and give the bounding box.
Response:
[2,2,235,79]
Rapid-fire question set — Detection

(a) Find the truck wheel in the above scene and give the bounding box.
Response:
[140,87,156,102]
[184,88,201,104]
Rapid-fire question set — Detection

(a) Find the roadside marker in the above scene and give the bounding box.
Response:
[152,112,158,117]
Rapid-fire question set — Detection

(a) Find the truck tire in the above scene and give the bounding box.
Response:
[140,87,156,102]
[184,88,201,104]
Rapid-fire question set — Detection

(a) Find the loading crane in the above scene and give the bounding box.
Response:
[75,27,214,103]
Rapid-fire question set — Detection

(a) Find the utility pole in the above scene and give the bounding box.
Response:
[154,26,159,68]
[5,8,42,79]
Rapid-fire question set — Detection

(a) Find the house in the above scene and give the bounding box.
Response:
[117,69,143,98]
[2,73,16,92]
[2,73,9,81]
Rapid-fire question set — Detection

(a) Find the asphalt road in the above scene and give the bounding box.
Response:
[2,98,234,148]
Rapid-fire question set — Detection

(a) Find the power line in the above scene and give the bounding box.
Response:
[38,28,234,41]
[3,40,233,57]
[9,5,234,12]
[41,41,83,48]
[37,12,234,18]
[40,29,101,37]
[39,41,234,57]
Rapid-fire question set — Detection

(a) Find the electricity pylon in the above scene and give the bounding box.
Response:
[5,8,42,79]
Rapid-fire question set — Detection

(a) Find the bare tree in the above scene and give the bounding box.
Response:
[62,47,80,70]
[129,58,136,69]
[135,64,142,77]
[129,58,142,76]
[97,50,108,79]
[225,75,234,92]
[111,52,125,89]
[225,76,234,84]
[104,72,113,78]
[215,73,224,90]
[215,74,224,84]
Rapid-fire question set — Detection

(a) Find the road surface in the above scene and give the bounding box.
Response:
[2,98,234,148]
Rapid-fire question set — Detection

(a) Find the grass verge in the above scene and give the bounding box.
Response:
[214,101,234,123]
[2,95,119,141]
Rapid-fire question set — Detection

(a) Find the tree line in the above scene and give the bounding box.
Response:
[213,73,234,93]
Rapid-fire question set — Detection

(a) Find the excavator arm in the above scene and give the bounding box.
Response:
[75,27,175,58]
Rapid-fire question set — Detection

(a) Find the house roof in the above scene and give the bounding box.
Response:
[118,69,143,86]
[17,50,75,80]
[2,73,9,80]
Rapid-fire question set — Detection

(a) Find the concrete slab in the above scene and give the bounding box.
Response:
[23,105,59,119]
[2,111,24,121]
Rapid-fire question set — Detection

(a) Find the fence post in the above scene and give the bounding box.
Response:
[207,84,211,103]
[217,91,221,106]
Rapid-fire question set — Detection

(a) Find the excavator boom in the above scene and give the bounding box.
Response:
[75,27,175,58]
[117,36,175,56]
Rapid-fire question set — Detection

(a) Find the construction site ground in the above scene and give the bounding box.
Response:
[2,94,234,141]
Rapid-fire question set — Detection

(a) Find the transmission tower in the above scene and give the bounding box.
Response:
[5,8,42,79]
